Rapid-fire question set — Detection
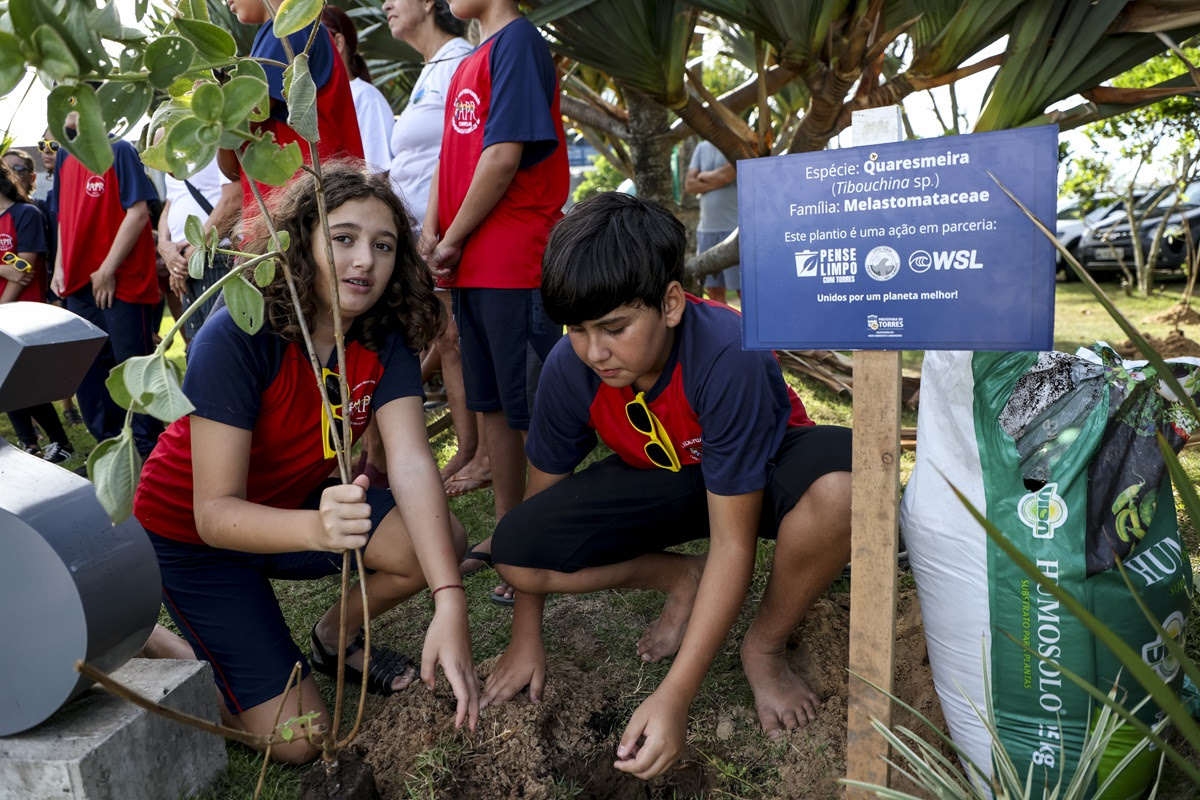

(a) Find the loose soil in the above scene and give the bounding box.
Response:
[1114,328,1200,359]
[358,585,945,799]
[1144,304,1200,327]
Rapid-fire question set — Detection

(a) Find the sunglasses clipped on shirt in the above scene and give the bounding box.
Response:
[319,367,346,459]
[625,391,681,472]
[37,140,60,153]
[2,252,33,273]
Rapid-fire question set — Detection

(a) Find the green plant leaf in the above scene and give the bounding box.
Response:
[164,116,217,180]
[118,46,144,73]
[31,26,80,81]
[283,53,319,143]
[241,135,301,187]
[175,18,236,60]
[87,428,140,523]
[104,361,135,411]
[223,274,265,334]
[59,0,110,74]
[279,725,294,742]
[253,257,276,287]
[96,81,153,140]
[178,0,209,21]
[190,82,224,124]
[273,0,324,39]
[195,122,222,147]
[0,33,26,98]
[138,355,196,423]
[188,246,206,280]
[272,231,291,252]
[220,76,269,129]
[231,58,268,84]
[184,214,205,248]
[89,1,145,42]
[145,36,197,90]
[48,85,114,176]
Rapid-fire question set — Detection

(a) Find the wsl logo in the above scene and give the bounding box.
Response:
[1017,483,1068,540]
[908,250,932,273]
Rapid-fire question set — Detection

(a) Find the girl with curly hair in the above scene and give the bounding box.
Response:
[133,162,477,763]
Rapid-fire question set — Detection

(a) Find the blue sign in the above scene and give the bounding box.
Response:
[738,126,1058,351]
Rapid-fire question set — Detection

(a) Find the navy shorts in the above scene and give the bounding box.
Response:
[492,425,852,572]
[451,288,562,430]
[147,482,396,714]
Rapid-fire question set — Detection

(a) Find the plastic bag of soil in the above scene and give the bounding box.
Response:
[900,346,1199,798]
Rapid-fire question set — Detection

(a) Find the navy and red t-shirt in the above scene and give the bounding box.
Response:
[243,20,365,211]
[437,16,568,289]
[133,308,423,545]
[52,139,159,304]
[0,202,48,302]
[526,295,813,496]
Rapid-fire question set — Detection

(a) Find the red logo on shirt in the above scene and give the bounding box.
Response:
[0,233,11,251]
[451,88,481,134]
[85,175,106,198]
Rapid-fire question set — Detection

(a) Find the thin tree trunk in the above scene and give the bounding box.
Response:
[622,84,678,211]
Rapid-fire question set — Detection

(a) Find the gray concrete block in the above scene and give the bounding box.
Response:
[0,659,228,800]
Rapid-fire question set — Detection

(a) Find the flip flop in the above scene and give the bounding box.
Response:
[445,473,493,497]
[460,548,494,577]
[490,583,515,607]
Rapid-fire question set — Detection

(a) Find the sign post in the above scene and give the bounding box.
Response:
[736,110,1057,795]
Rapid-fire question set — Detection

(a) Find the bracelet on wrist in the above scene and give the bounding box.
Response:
[431,583,464,599]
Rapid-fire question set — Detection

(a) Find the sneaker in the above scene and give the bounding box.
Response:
[42,442,74,464]
[63,408,83,426]
[19,442,41,456]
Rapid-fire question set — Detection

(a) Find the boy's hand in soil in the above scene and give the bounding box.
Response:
[422,594,480,731]
[314,475,373,552]
[614,684,690,780]
[480,632,546,708]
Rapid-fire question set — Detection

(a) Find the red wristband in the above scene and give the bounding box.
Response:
[431,583,464,598]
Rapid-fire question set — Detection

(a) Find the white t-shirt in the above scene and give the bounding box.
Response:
[350,77,395,173]
[389,37,473,225]
[164,159,232,243]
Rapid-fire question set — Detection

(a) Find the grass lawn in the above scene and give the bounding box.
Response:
[10,280,1199,799]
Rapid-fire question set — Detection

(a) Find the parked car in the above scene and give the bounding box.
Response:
[1079,183,1197,275]
[1056,196,1141,271]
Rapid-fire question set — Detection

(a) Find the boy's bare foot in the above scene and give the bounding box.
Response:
[740,632,820,738]
[636,558,702,663]
[439,449,475,485]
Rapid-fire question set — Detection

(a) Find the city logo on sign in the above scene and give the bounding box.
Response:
[85,176,105,198]
[864,245,899,281]
[930,249,984,270]
[866,314,903,334]
[1016,483,1068,540]
[451,88,482,134]
[867,315,878,331]
[908,250,932,273]
[794,250,819,278]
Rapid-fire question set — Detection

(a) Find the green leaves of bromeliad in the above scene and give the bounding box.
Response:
[106,353,195,424]
[284,53,319,143]
[273,0,325,38]
[144,36,197,90]
[87,429,139,523]
[48,84,114,176]
[241,133,302,186]
[224,275,265,335]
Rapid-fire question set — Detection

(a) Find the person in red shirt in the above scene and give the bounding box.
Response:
[50,117,162,456]
[0,158,74,462]
[218,0,364,216]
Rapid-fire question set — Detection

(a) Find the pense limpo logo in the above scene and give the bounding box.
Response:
[794,250,818,277]
[451,88,481,134]
[908,250,932,273]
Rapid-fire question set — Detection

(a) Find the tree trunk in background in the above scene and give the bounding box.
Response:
[623,85,677,212]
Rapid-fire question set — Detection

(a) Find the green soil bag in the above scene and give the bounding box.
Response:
[899,346,1198,797]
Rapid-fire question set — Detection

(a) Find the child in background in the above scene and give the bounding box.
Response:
[322,5,394,174]
[482,193,852,779]
[133,164,478,763]
[419,0,568,588]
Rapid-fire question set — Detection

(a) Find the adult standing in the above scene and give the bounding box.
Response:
[158,158,241,343]
[322,5,395,174]
[50,116,163,457]
[685,140,739,305]
[384,0,490,500]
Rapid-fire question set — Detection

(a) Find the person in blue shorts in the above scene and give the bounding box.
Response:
[133,164,478,763]
[480,192,853,779]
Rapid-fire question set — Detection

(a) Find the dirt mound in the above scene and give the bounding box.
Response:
[1144,304,1200,327]
[1114,329,1200,359]
[358,585,945,799]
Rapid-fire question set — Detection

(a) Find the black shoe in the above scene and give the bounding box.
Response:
[19,441,41,456]
[42,442,74,464]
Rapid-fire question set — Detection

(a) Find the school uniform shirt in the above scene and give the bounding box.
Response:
[0,202,48,302]
[389,37,473,225]
[243,20,365,210]
[350,77,395,174]
[526,295,813,496]
[52,139,159,304]
[436,17,568,289]
[134,308,423,545]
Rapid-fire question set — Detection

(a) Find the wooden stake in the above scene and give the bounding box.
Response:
[844,106,903,798]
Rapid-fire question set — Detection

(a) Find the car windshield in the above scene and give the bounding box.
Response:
[1083,202,1122,224]
[1134,182,1200,216]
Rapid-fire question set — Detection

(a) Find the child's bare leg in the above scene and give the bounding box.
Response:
[484,411,526,521]
[233,674,330,764]
[434,294,478,483]
[499,551,705,660]
[447,413,492,496]
[741,471,850,738]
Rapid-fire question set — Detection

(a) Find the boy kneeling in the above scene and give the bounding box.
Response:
[482,192,852,779]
